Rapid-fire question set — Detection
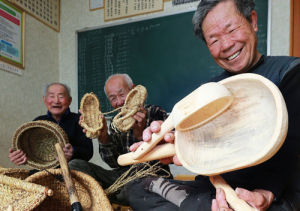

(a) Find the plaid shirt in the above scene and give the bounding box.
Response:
[99,104,168,168]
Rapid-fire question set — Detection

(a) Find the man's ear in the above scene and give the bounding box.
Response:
[250,10,258,32]
[132,84,136,89]
[68,96,73,106]
[43,96,47,106]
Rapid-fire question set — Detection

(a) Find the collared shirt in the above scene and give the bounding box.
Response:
[99,104,168,168]
[47,107,70,124]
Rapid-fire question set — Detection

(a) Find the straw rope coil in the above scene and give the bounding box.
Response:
[80,92,104,139]
[0,174,52,211]
[25,169,113,211]
[0,168,29,180]
[111,85,147,133]
[12,120,69,170]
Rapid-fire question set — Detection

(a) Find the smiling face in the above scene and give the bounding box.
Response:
[202,0,261,74]
[105,75,134,109]
[43,84,72,121]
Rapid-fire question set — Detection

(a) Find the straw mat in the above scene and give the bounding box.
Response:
[25,169,113,211]
[12,120,69,170]
[112,85,147,132]
[80,92,103,139]
[0,174,52,211]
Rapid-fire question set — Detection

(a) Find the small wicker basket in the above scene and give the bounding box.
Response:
[25,169,113,211]
[112,85,147,132]
[12,120,69,170]
[80,92,104,139]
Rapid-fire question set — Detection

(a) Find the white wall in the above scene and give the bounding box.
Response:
[0,14,59,168]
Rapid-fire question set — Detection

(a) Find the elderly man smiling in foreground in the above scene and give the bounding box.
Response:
[9,83,93,169]
[129,0,300,211]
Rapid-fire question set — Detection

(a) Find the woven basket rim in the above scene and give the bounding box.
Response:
[25,169,113,210]
[12,120,69,170]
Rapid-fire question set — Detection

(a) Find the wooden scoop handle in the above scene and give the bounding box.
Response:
[131,114,174,160]
[118,143,176,166]
[55,143,83,211]
[209,175,258,211]
[7,205,13,211]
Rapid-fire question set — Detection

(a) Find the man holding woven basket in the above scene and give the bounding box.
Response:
[9,83,93,169]
[128,0,300,211]
[69,73,172,206]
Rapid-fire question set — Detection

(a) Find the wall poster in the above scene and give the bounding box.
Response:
[0,0,25,68]
[104,0,164,21]
[12,0,60,32]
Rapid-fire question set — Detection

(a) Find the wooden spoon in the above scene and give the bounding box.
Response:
[118,73,288,211]
[132,82,233,160]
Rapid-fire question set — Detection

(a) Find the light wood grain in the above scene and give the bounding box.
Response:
[131,82,233,160]
[210,175,258,211]
[55,143,81,208]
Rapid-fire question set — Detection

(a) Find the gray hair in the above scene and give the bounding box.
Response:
[104,73,133,96]
[43,83,71,98]
[192,0,255,43]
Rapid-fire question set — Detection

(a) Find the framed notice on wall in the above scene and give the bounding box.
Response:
[104,0,164,21]
[12,0,60,32]
[0,0,25,68]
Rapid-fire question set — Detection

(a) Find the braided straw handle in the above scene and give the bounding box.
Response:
[112,85,147,132]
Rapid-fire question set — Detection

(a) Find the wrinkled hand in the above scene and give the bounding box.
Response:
[211,188,274,211]
[131,106,147,141]
[78,109,110,144]
[235,188,274,211]
[62,143,73,161]
[211,188,232,211]
[129,120,181,165]
[9,148,27,165]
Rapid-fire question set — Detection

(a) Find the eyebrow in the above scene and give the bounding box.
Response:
[209,22,232,39]
[47,92,64,95]
[108,88,124,98]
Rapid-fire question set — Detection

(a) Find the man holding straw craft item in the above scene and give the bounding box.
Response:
[69,73,172,205]
[8,83,93,171]
[128,0,300,211]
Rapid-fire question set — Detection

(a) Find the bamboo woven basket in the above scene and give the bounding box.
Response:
[0,167,29,180]
[0,174,53,211]
[80,92,103,139]
[25,169,113,211]
[12,120,69,170]
[112,85,147,132]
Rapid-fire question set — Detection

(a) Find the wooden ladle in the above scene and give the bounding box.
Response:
[118,74,288,211]
[132,81,234,160]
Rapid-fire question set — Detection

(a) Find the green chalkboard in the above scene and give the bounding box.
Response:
[77,2,268,114]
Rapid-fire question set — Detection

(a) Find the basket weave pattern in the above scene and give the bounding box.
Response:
[0,168,29,180]
[12,120,69,170]
[0,174,49,211]
[80,92,103,139]
[25,169,113,211]
[112,85,147,132]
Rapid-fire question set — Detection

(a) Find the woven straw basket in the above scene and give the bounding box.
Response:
[0,167,29,180]
[12,120,69,170]
[0,174,52,211]
[112,85,147,132]
[80,92,103,139]
[25,169,113,211]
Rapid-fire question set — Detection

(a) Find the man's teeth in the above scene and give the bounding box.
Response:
[228,51,240,60]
